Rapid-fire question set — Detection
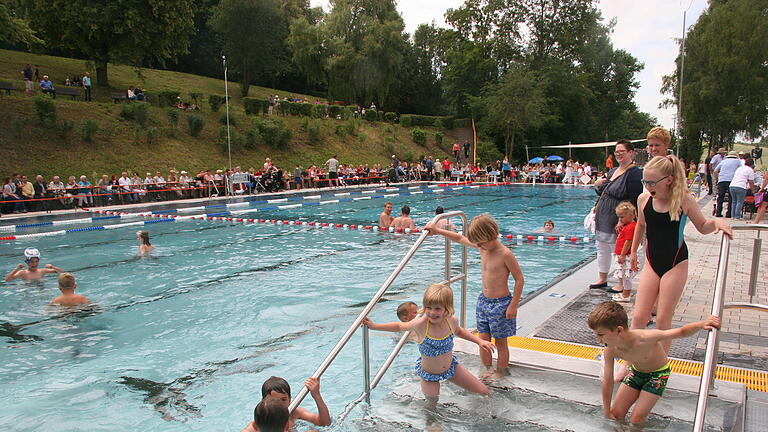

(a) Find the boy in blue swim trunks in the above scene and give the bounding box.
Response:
[425,213,524,380]
[588,301,720,425]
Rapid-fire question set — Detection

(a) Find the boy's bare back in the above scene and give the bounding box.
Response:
[51,293,90,307]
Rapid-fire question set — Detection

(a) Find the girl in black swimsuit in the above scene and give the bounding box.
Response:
[628,155,731,355]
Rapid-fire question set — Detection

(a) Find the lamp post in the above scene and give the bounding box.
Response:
[222,55,232,171]
[676,10,688,159]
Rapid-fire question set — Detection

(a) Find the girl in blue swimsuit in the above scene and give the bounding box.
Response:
[629,155,731,355]
[363,283,495,404]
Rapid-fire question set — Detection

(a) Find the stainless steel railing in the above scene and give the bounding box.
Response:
[288,211,469,414]
[693,224,768,432]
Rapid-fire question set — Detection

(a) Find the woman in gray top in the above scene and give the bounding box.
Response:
[590,140,643,290]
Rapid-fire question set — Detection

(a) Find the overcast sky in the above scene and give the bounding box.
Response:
[309,0,709,134]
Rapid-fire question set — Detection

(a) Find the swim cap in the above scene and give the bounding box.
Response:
[24,248,41,261]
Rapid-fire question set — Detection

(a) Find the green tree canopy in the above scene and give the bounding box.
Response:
[29,0,195,86]
[211,0,288,97]
[0,2,42,48]
[663,0,768,161]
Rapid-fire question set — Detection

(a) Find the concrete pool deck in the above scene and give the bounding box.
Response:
[524,195,768,371]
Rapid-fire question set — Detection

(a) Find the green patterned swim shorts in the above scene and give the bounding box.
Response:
[621,363,671,396]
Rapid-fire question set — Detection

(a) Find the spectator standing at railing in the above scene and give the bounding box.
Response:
[326,155,340,187]
[98,175,111,205]
[39,75,55,98]
[82,72,92,101]
[435,158,444,180]
[76,175,93,207]
[34,175,47,204]
[19,175,35,209]
[3,177,26,213]
[441,158,451,180]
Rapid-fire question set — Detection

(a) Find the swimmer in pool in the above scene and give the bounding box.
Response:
[434,207,455,231]
[391,205,415,230]
[534,220,557,233]
[379,201,394,229]
[251,397,292,432]
[4,248,63,282]
[50,272,90,306]
[241,376,330,432]
[397,301,419,322]
[136,231,155,256]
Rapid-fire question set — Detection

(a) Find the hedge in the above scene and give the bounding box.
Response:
[243,97,270,115]
[157,90,181,107]
[412,128,427,145]
[364,109,378,122]
[400,114,455,128]
[209,95,226,112]
[454,118,471,128]
[311,104,328,118]
[384,112,397,123]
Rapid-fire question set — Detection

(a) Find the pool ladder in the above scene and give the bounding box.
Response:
[693,224,768,432]
[287,211,470,418]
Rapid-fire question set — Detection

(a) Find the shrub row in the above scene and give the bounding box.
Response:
[400,114,456,129]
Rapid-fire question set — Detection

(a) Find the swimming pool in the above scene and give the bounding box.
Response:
[0,184,600,431]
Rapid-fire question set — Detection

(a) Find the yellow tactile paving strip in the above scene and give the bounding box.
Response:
[507,336,768,392]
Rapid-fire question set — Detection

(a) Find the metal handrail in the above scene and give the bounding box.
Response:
[288,211,469,414]
[693,225,768,431]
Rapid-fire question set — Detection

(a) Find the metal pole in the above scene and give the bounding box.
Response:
[222,56,232,171]
[749,238,761,303]
[445,236,451,289]
[362,324,371,404]
[693,233,730,432]
[676,11,686,159]
[461,244,468,328]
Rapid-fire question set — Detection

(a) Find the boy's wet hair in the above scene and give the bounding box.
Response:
[397,301,417,320]
[466,213,499,243]
[401,205,410,215]
[588,301,628,331]
[544,220,554,226]
[422,284,454,317]
[254,397,289,432]
[435,206,444,215]
[58,273,75,290]
[261,376,291,398]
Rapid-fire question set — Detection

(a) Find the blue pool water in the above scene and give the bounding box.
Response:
[0,184,598,431]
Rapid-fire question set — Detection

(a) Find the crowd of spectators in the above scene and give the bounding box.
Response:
[21,63,92,101]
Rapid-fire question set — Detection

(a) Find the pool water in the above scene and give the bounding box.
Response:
[0,185,600,431]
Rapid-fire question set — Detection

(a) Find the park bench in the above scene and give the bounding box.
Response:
[0,81,13,95]
[111,92,127,103]
[56,87,81,100]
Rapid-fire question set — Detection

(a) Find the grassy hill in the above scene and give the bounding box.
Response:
[0,49,471,178]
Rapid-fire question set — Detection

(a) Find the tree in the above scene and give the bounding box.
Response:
[29,0,195,86]
[0,2,42,48]
[482,65,549,157]
[289,0,407,105]
[662,0,768,160]
[211,0,288,97]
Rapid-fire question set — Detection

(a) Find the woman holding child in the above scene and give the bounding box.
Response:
[590,140,643,291]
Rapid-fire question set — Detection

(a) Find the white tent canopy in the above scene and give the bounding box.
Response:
[540,139,646,149]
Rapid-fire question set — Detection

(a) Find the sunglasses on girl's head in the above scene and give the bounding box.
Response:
[640,176,669,187]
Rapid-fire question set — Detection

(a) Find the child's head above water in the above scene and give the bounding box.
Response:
[261,376,291,400]
[435,206,444,215]
[401,205,410,216]
[422,283,454,318]
[254,396,289,432]
[136,230,151,246]
[587,300,628,332]
[397,301,418,322]
[58,272,76,291]
[543,220,554,232]
[466,213,499,244]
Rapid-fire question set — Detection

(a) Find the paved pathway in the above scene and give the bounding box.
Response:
[534,195,768,370]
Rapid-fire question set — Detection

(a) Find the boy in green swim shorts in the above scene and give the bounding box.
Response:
[588,301,720,425]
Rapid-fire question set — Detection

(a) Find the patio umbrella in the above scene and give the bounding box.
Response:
[547,155,564,161]
[528,157,545,164]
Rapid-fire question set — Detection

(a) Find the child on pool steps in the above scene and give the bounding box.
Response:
[363,283,495,405]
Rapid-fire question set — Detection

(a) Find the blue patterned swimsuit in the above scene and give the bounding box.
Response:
[415,320,458,382]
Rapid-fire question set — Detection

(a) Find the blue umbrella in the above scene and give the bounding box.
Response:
[547,155,564,161]
[528,157,544,164]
